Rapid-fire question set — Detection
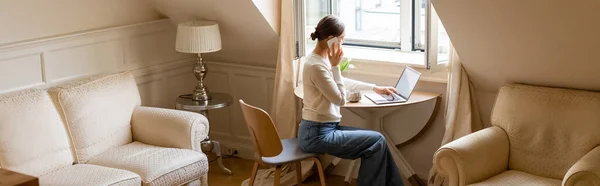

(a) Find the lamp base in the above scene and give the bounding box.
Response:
[193,86,211,101]
[192,54,211,101]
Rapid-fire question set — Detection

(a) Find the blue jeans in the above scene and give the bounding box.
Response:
[298,120,404,186]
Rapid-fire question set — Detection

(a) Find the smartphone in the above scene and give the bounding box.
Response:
[327,37,339,49]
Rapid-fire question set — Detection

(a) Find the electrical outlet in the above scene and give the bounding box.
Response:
[226,147,239,157]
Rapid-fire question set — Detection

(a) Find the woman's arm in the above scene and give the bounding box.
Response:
[343,77,376,92]
[310,64,347,106]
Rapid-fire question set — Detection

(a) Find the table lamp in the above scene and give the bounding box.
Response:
[175,20,222,101]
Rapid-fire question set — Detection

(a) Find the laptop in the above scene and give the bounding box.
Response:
[365,66,421,104]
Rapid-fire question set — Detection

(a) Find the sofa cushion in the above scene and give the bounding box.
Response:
[0,89,74,176]
[88,142,208,186]
[469,170,561,186]
[39,164,141,186]
[492,84,600,179]
[48,73,141,163]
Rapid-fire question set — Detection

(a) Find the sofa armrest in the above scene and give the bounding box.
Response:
[434,126,510,186]
[563,146,600,186]
[131,106,209,152]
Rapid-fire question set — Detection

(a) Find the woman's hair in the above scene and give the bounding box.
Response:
[310,15,345,41]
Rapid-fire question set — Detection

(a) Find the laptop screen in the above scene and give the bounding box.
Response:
[395,67,421,99]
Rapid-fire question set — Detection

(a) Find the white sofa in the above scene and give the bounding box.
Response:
[0,73,210,186]
[434,84,600,186]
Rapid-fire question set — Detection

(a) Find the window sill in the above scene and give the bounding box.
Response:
[343,46,426,66]
[340,46,449,84]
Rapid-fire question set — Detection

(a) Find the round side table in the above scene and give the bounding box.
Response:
[176,92,233,175]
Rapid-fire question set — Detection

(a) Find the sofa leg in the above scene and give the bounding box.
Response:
[200,174,208,186]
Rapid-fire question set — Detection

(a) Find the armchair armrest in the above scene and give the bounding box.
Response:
[563,146,600,186]
[434,126,510,186]
[131,106,209,152]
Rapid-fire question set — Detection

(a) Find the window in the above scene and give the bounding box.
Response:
[294,0,449,69]
[427,4,450,71]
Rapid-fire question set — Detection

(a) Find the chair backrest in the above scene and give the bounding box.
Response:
[239,100,283,159]
[492,84,600,179]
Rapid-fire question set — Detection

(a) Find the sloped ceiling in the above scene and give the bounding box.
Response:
[252,0,280,34]
[432,0,600,93]
[147,0,279,67]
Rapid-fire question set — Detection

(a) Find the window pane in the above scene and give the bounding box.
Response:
[427,4,450,70]
[437,16,449,63]
[305,0,328,49]
[338,0,401,47]
[418,0,425,49]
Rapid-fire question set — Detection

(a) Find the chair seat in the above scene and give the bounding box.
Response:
[262,138,316,165]
[39,164,141,186]
[469,170,562,186]
[88,142,208,186]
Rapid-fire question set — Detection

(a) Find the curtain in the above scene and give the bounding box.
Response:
[270,0,296,140]
[242,1,315,185]
[427,43,483,186]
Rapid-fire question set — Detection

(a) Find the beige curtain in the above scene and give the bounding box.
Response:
[242,1,315,185]
[270,0,297,140]
[427,43,483,186]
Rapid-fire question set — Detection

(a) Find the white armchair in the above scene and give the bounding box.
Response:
[434,84,600,186]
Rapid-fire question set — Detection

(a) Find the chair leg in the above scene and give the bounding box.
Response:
[249,162,259,186]
[312,157,326,186]
[295,162,303,185]
[274,165,282,186]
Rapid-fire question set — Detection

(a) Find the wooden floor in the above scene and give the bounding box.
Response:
[208,156,355,186]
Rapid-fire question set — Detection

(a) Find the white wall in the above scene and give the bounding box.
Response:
[0,19,197,110]
[433,0,600,126]
[0,0,162,45]
[201,62,276,147]
[147,0,279,67]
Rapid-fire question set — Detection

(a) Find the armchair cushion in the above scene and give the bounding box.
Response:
[39,164,141,186]
[470,170,561,186]
[434,126,510,185]
[48,73,141,163]
[88,142,208,186]
[131,106,209,152]
[563,146,600,186]
[0,89,73,176]
[492,84,600,179]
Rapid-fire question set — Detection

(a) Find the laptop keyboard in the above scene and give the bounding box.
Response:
[381,93,402,101]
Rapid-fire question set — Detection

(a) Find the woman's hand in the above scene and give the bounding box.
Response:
[373,86,398,95]
[328,43,344,67]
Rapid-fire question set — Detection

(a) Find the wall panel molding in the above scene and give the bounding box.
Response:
[202,61,276,156]
[0,19,194,94]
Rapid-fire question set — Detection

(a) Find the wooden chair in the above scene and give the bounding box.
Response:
[239,100,326,186]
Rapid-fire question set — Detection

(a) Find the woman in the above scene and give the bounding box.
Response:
[298,15,404,186]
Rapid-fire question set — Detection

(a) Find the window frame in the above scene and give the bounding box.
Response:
[327,0,419,51]
[294,0,447,71]
[426,2,449,72]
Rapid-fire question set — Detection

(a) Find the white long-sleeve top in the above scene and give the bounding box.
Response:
[302,53,376,122]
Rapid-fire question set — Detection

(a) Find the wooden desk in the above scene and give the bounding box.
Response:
[0,169,38,186]
[295,85,440,186]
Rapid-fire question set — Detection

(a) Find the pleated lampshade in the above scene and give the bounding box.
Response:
[175,20,222,53]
